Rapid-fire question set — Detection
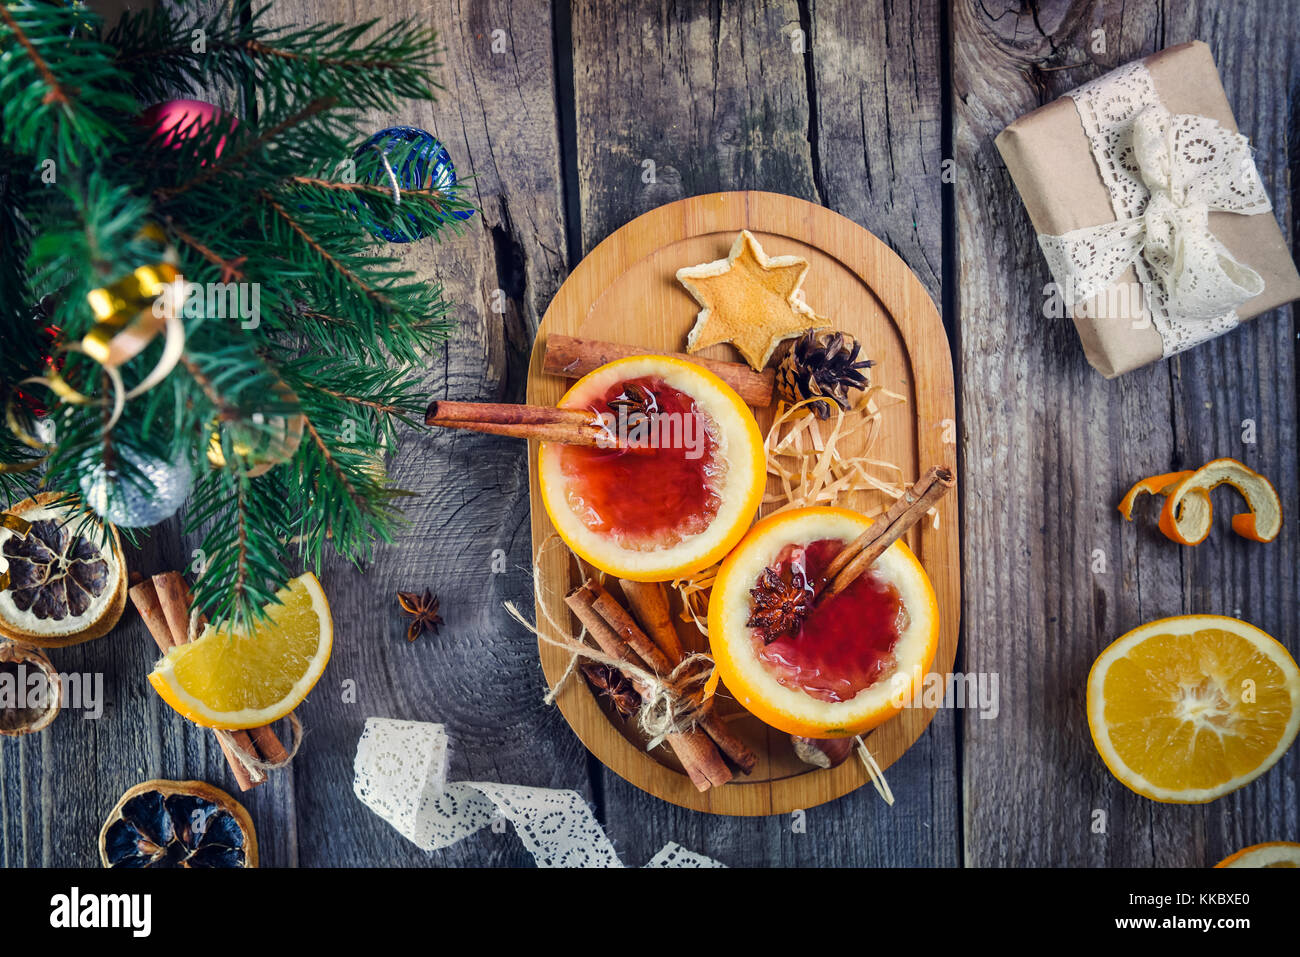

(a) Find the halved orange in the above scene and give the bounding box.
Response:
[1087,615,1300,803]
[1215,842,1300,868]
[538,355,765,582]
[148,573,332,729]
[708,506,939,738]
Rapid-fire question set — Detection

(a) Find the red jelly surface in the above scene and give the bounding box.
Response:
[753,539,906,702]
[559,376,724,550]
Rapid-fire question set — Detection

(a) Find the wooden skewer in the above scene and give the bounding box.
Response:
[820,466,955,600]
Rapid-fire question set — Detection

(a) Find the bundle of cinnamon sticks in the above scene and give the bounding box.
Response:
[565,577,756,791]
[820,465,955,600]
[129,571,289,791]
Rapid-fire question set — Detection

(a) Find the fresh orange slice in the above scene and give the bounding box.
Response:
[1158,458,1282,545]
[538,355,765,582]
[708,506,939,738]
[148,573,332,729]
[1087,615,1300,803]
[1215,842,1300,868]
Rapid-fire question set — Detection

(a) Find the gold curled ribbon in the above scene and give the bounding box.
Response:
[0,396,53,474]
[83,262,178,369]
[2,225,185,475]
[0,513,32,591]
[11,258,186,444]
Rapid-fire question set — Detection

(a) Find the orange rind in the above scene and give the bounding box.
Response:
[1159,458,1282,545]
[708,506,939,738]
[538,355,765,582]
[1119,458,1282,546]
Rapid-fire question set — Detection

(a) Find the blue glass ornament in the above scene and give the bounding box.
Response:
[352,127,473,242]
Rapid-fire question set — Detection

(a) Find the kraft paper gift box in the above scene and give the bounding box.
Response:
[995,41,1300,378]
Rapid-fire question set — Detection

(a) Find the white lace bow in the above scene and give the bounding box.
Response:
[1037,62,1272,356]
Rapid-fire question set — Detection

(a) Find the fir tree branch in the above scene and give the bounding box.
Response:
[259,193,398,311]
[0,5,70,105]
[288,176,452,204]
[303,416,365,511]
[166,219,248,282]
[155,97,337,201]
[178,353,236,419]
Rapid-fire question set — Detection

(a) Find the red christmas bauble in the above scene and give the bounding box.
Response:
[140,99,236,159]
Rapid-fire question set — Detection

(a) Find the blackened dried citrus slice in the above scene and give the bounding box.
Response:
[99,779,258,868]
[0,493,126,646]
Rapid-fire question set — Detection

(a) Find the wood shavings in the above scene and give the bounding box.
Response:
[671,566,717,637]
[764,387,937,528]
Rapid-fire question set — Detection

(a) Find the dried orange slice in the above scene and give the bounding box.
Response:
[1215,842,1300,868]
[708,506,939,738]
[0,493,127,646]
[1158,458,1282,545]
[148,573,332,729]
[538,355,765,582]
[1087,615,1300,803]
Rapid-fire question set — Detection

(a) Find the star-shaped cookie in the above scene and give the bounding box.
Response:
[676,230,829,370]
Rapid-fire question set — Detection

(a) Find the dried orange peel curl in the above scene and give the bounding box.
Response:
[1119,459,1282,546]
[1118,470,1213,545]
[1159,459,1283,545]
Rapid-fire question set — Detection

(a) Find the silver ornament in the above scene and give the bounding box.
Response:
[80,447,194,528]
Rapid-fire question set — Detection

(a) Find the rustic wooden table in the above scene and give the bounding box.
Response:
[3,0,1296,868]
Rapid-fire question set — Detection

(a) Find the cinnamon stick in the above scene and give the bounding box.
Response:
[427,400,595,426]
[543,334,775,408]
[425,400,615,447]
[589,580,756,774]
[248,724,290,764]
[619,580,685,664]
[137,572,290,792]
[128,577,173,655]
[565,583,732,791]
[821,465,955,600]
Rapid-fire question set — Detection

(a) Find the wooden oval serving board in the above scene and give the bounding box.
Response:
[526,191,958,815]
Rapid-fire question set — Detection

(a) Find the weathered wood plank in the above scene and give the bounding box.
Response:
[954,0,1299,866]
[251,0,574,867]
[806,0,945,300]
[570,0,957,865]
[0,0,574,867]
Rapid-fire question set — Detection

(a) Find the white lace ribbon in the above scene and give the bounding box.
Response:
[1037,61,1272,356]
[352,717,725,868]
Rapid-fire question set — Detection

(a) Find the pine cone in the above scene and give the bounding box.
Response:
[775,330,874,419]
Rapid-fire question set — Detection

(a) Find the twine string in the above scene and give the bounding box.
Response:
[213,715,305,782]
[507,534,720,749]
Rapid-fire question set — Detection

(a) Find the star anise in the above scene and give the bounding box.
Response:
[581,663,641,718]
[606,382,658,423]
[397,589,443,642]
[746,565,811,643]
